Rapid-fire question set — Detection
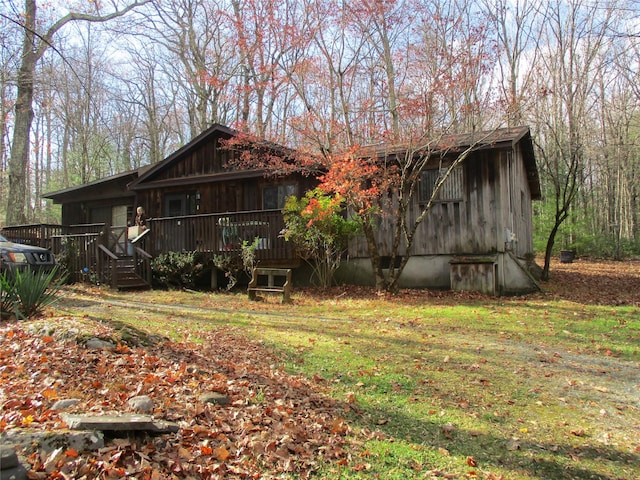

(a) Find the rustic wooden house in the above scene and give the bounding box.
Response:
[338,126,542,295]
[44,168,150,226]
[122,124,315,262]
[32,124,313,288]
[4,124,541,294]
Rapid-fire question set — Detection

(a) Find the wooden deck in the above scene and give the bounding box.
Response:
[1,210,296,288]
[144,210,292,261]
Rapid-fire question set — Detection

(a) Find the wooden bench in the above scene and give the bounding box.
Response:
[247,267,292,303]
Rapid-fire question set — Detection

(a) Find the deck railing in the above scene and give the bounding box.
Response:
[2,210,293,263]
[2,223,105,249]
[146,210,291,260]
[51,233,102,283]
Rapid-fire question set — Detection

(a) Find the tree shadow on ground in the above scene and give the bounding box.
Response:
[349,403,639,479]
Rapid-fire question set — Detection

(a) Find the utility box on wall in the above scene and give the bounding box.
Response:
[450,256,498,296]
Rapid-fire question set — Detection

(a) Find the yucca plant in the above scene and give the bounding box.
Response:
[0,271,17,319]
[0,266,64,319]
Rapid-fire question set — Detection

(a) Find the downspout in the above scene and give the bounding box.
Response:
[501,149,515,293]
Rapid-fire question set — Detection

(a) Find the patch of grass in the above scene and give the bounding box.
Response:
[52,285,640,480]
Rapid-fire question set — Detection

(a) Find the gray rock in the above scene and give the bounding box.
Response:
[51,398,81,410]
[0,447,19,469]
[60,413,179,433]
[0,464,27,480]
[199,392,230,406]
[85,338,115,349]
[0,429,104,454]
[128,395,154,413]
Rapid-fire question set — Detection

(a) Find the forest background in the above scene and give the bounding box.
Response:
[1,0,639,260]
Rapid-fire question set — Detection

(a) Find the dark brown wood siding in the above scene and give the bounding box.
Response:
[135,174,315,220]
[152,134,233,182]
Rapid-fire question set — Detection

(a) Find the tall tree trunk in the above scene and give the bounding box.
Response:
[6,0,36,225]
[5,0,150,225]
[542,210,568,281]
[361,218,386,291]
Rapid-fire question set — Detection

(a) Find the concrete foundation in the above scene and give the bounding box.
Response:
[335,252,540,295]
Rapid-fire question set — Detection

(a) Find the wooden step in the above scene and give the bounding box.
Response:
[114,257,151,290]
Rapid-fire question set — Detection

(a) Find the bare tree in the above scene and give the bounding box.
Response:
[533,0,614,279]
[145,0,238,137]
[0,17,20,222]
[4,0,151,225]
[115,45,180,167]
[484,0,543,126]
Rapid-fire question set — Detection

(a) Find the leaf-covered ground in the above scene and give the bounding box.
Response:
[294,256,640,308]
[0,323,353,478]
[0,257,638,479]
[539,257,640,307]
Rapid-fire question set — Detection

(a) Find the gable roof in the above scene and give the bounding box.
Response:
[44,125,540,203]
[128,124,236,190]
[43,167,151,203]
[128,123,297,191]
[359,126,540,200]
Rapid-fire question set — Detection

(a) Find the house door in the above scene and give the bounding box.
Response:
[164,192,197,217]
[163,192,197,251]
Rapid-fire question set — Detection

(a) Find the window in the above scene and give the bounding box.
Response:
[89,206,111,224]
[263,184,296,210]
[419,166,463,203]
[164,192,197,217]
[112,205,129,227]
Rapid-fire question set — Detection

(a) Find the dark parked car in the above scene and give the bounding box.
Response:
[0,234,56,274]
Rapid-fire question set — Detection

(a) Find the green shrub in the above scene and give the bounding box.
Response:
[0,266,64,319]
[151,251,206,289]
[212,252,239,290]
[212,238,260,290]
[282,189,361,288]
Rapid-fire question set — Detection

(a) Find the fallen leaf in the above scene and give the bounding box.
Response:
[177,446,192,460]
[41,388,58,400]
[485,473,504,480]
[213,446,230,461]
[330,418,348,434]
[64,448,79,457]
[442,423,456,439]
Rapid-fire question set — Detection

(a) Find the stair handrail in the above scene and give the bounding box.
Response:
[98,244,119,288]
[133,246,153,286]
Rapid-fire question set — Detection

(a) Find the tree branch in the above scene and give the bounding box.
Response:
[37,0,153,58]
